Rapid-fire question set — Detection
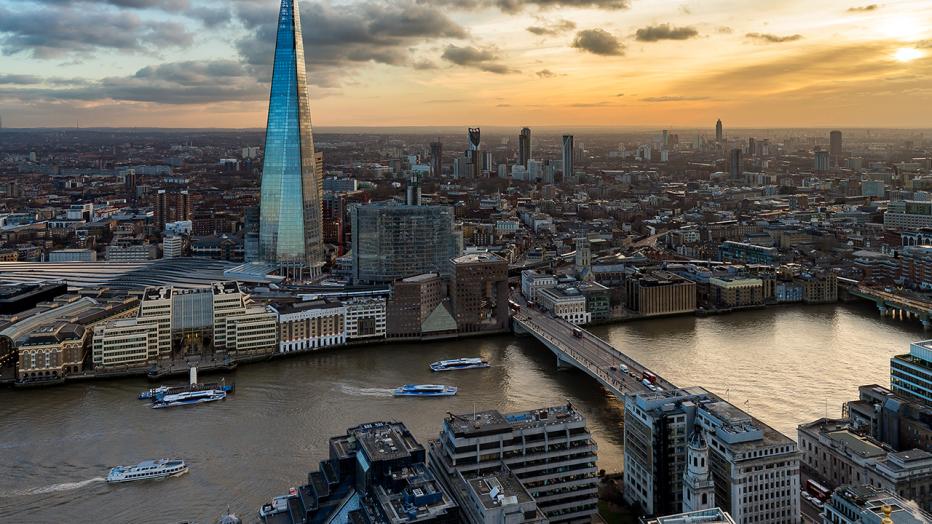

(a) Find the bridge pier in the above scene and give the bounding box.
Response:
[878,303,888,317]
[923,317,931,330]
[556,355,574,370]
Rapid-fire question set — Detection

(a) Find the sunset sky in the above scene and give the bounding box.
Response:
[0,0,930,128]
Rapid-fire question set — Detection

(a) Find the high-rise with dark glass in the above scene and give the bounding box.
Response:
[518,127,531,167]
[259,0,324,278]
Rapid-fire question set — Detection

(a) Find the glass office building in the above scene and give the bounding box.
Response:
[350,203,460,284]
[259,0,324,278]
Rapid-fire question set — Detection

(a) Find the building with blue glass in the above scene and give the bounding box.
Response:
[891,340,932,406]
[259,0,325,278]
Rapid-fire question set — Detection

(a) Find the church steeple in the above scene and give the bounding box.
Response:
[683,430,715,512]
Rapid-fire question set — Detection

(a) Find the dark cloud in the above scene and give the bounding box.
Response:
[412,59,438,70]
[441,45,518,74]
[526,19,576,36]
[641,95,710,102]
[0,73,41,85]
[635,23,699,42]
[421,0,629,14]
[0,6,194,58]
[745,32,803,44]
[189,6,232,27]
[572,28,624,56]
[235,0,467,86]
[847,4,878,12]
[717,26,734,34]
[0,60,266,105]
[536,69,556,78]
[23,0,190,10]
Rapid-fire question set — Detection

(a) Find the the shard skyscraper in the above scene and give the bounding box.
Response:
[259,0,324,278]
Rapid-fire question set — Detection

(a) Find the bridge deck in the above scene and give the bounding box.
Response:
[514,305,676,398]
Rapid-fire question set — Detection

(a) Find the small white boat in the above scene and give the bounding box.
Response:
[107,459,188,483]
[152,389,226,409]
[430,357,490,372]
[393,384,458,397]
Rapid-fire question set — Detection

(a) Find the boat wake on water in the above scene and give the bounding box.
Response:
[337,384,395,397]
[1,477,105,497]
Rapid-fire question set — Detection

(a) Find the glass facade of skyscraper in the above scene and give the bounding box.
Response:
[259,0,324,277]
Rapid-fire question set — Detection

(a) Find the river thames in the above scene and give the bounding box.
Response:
[0,302,923,523]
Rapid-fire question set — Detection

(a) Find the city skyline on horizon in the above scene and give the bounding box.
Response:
[0,0,929,129]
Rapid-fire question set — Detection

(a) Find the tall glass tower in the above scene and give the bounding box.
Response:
[259,0,324,278]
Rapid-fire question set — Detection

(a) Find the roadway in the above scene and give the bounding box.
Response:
[513,303,677,398]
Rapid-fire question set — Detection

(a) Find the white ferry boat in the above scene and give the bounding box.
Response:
[106,459,188,483]
[151,389,226,409]
[393,384,458,397]
[429,357,489,372]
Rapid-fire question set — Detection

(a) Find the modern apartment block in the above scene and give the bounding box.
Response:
[428,404,599,523]
[386,273,453,337]
[92,318,158,367]
[624,387,800,523]
[343,297,386,339]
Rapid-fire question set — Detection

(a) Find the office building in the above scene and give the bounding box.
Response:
[537,285,591,325]
[815,150,831,172]
[625,271,697,317]
[271,300,346,353]
[428,404,600,523]
[518,127,531,167]
[862,179,885,198]
[162,236,183,259]
[561,135,574,178]
[718,241,779,265]
[885,200,932,229]
[822,484,932,524]
[387,273,455,337]
[136,281,260,359]
[830,130,843,164]
[520,270,556,302]
[728,148,742,179]
[845,384,932,453]
[450,253,508,332]
[798,418,932,511]
[625,387,800,522]
[891,340,932,405]
[48,249,96,263]
[645,508,735,524]
[430,141,443,177]
[708,277,764,308]
[258,0,325,278]
[715,119,723,143]
[341,297,386,340]
[224,306,278,353]
[447,467,547,524]
[105,241,158,262]
[259,421,458,524]
[92,318,158,368]
[350,203,459,284]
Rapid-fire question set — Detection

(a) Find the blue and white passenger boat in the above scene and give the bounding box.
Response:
[393,384,458,397]
[138,382,235,401]
[429,357,489,372]
[106,459,188,483]
[151,389,226,409]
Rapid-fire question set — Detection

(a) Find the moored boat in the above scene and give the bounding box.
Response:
[429,357,489,372]
[393,384,457,397]
[106,459,188,483]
